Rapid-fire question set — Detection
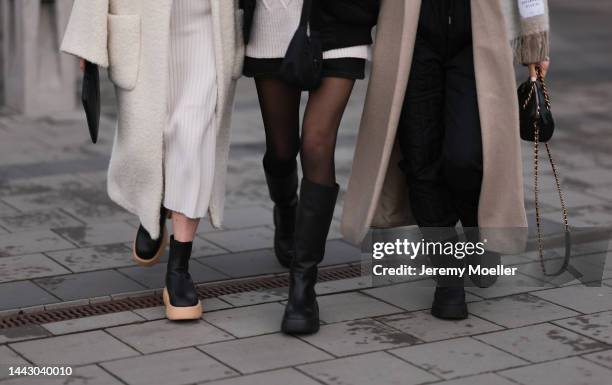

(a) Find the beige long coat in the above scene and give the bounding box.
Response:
[61,0,244,239]
[341,0,549,252]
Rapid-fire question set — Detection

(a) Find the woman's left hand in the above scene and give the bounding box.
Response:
[528,59,550,80]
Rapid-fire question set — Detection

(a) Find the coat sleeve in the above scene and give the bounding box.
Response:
[513,0,550,65]
[60,0,110,68]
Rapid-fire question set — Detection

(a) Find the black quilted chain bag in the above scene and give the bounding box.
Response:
[518,66,571,276]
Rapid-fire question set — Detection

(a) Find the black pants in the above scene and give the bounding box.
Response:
[398,0,483,228]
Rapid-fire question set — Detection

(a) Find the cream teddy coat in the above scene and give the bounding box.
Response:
[61,0,245,239]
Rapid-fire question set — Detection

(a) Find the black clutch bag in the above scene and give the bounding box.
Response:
[280,0,323,91]
[82,61,101,144]
[518,69,555,142]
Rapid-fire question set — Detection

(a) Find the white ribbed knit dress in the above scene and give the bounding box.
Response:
[246,0,370,60]
[163,0,218,219]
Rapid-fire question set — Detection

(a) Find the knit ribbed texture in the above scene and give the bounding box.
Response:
[163,0,218,219]
[246,0,369,60]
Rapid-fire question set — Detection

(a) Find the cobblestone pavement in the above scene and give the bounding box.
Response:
[1,0,612,384]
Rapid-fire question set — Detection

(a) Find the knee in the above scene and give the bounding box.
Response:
[301,133,335,164]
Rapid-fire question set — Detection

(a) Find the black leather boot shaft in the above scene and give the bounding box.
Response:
[166,236,199,307]
[135,206,168,260]
[265,166,298,268]
[282,179,339,334]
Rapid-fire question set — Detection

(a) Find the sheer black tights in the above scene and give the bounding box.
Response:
[255,77,355,186]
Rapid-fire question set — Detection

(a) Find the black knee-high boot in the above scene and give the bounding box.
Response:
[281,178,339,334]
[265,166,298,268]
[163,236,202,321]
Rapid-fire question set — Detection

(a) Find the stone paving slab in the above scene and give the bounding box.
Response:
[389,337,528,380]
[101,347,237,385]
[377,310,503,342]
[0,230,75,257]
[0,209,83,232]
[299,318,419,357]
[33,270,146,302]
[42,311,144,336]
[9,330,138,366]
[553,311,612,344]
[45,243,134,273]
[0,325,51,345]
[0,254,70,283]
[0,346,29,381]
[498,356,612,385]
[317,292,403,323]
[204,368,320,385]
[52,222,137,248]
[199,333,333,374]
[199,248,288,279]
[531,285,612,314]
[204,227,275,253]
[107,319,234,354]
[298,351,438,385]
[118,260,229,289]
[203,302,285,338]
[468,293,580,328]
[429,373,519,385]
[582,348,612,370]
[218,288,288,307]
[0,281,59,311]
[473,323,608,363]
[220,206,274,230]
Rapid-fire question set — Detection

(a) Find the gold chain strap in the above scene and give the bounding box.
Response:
[531,66,570,276]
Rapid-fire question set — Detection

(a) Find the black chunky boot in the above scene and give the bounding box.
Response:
[163,236,202,321]
[423,227,469,320]
[281,179,338,334]
[431,286,468,320]
[133,206,169,267]
[265,167,298,268]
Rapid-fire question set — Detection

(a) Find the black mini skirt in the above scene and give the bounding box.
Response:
[243,57,366,80]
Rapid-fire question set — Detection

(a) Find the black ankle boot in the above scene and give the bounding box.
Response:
[163,236,202,321]
[133,206,169,266]
[281,179,338,334]
[421,227,468,320]
[431,286,468,320]
[265,167,298,268]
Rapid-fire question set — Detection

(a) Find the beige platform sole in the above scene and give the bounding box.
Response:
[163,287,203,321]
[132,227,168,267]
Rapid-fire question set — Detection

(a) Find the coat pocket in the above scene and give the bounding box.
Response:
[232,9,245,80]
[108,14,141,90]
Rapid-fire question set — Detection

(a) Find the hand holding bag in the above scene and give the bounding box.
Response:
[82,61,101,144]
[518,67,571,277]
[280,0,323,91]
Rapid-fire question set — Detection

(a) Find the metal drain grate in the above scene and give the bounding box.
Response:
[0,264,362,330]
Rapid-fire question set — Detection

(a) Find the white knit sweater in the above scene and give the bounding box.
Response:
[246,0,370,60]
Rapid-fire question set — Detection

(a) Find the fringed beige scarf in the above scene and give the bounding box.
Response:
[502,0,550,64]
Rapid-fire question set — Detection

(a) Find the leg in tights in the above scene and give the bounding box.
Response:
[255,78,302,177]
[301,77,355,186]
